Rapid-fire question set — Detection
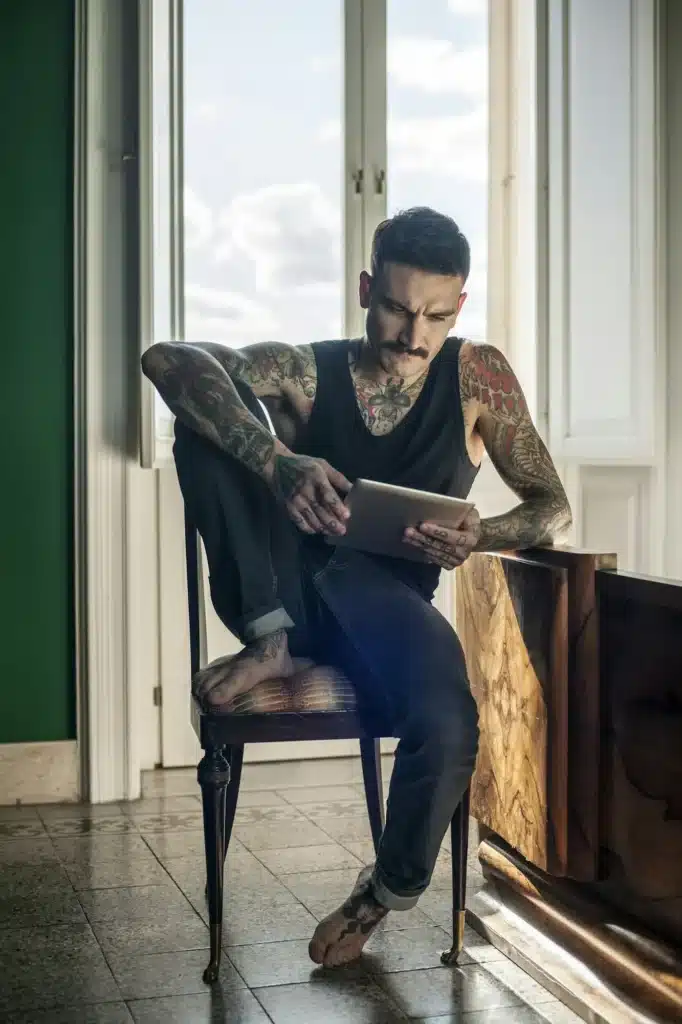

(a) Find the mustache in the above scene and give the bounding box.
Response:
[381,341,429,359]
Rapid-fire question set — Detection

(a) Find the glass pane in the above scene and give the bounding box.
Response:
[183,0,344,348]
[386,0,488,341]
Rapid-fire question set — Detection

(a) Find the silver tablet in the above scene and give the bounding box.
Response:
[328,478,474,563]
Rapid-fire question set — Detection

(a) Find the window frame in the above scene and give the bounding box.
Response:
[138,0,528,468]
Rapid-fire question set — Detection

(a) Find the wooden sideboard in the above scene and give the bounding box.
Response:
[457,550,682,1022]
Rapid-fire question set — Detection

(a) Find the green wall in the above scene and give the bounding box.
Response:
[0,1,75,743]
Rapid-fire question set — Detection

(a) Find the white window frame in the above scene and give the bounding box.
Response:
[139,0,185,468]
[139,0,520,468]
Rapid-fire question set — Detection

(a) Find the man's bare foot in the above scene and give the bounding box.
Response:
[308,866,389,967]
[193,630,295,709]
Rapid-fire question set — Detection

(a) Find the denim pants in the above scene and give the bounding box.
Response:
[173,391,479,911]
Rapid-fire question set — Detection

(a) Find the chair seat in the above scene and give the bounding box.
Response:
[199,662,358,716]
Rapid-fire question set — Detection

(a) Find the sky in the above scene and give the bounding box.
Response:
[180,0,489,353]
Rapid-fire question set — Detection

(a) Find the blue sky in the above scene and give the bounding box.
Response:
[181,0,488,348]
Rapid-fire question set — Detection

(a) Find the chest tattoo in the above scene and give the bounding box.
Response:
[349,364,428,437]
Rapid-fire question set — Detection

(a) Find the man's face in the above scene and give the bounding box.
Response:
[360,262,467,379]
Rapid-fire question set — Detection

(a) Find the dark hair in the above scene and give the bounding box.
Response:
[370,207,471,282]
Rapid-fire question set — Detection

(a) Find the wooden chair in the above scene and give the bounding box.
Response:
[185,513,471,984]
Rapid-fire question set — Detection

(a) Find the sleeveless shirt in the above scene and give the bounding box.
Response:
[295,338,479,600]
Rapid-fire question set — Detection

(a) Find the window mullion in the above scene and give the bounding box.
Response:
[344,0,364,338]
[361,0,387,272]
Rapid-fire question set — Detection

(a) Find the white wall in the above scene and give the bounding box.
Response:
[545,0,666,576]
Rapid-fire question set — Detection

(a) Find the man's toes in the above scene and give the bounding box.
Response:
[308,930,327,964]
[322,944,356,968]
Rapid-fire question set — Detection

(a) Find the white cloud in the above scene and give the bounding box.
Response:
[448,0,486,15]
[184,283,279,346]
[214,183,341,294]
[192,100,230,126]
[388,39,487,98]
[318,119,341,144]
[184,186,213,250]
[388,107,487,181]
[309,54,340,74]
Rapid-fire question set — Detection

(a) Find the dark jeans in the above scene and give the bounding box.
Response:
[173,389,479,910]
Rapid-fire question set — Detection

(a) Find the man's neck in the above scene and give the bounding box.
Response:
[351,337,427,389]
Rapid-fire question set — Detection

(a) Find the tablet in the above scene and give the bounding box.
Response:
[328,478,475,563]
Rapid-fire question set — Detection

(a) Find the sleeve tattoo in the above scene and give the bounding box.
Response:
[460,344,572,550]
[140,341,315,483]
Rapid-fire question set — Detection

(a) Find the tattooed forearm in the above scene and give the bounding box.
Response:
[460,343,572,551]
[141,342,280,482]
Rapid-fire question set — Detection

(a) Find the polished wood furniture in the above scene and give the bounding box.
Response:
[457,550,682,1023]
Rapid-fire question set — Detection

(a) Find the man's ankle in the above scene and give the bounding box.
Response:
[250,628,289,658]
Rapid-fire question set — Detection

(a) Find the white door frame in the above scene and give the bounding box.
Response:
[75,0,159,802]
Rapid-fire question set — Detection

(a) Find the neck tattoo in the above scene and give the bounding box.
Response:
[348,342,429,437]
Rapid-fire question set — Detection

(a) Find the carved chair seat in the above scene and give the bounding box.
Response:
[203,661,358,716]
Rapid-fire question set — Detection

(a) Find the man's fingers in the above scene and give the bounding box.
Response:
[310,499,346,535]
[404,529,452,556]
[291,494,325,533]
[419,521,459,542]
[316,478,350,528]
[287,500,316,534]
[325,465,352,495]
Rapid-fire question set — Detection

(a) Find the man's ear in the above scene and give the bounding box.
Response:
[457,291,468,314]
[359,271,372,310]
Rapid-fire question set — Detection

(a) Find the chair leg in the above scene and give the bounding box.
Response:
[223,744,244,860]
[360,737,385,855]
[198,746,230,984]
[441,785,471,966]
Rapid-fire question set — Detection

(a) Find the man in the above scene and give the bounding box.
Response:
[141,207,571,968]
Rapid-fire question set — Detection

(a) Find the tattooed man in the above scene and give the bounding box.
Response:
[142,207,571,967]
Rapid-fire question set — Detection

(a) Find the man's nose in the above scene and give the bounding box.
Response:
[398,316,420,350]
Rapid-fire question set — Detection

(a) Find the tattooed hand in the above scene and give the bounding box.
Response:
[272,452,352,536]
[403,507,482,569]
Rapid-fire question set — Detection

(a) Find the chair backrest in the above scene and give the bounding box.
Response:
[184,511,205,678]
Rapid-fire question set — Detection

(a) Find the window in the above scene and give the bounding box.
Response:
[386,0,488,342]
[140,0,491,466]
[184,1,344,349]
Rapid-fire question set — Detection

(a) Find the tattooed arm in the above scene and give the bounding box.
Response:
[141,341,350,533]
[140,340,315,480]
[460,343,572,551]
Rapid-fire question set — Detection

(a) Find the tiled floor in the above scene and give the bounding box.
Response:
[0,767,584,1023]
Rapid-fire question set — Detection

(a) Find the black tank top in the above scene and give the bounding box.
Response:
[295,338,479,600]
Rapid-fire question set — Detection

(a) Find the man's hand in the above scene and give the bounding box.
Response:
[403,507,481,570]
[273,452,352,536]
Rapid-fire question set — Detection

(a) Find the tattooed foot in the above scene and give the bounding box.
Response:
[193,630,295,709]
[308,866,389,967]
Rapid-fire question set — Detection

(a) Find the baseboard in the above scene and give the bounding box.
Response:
[0,741,79,805]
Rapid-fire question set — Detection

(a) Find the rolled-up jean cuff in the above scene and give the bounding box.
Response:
[242,607,295,642]
[371,868,421,911]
